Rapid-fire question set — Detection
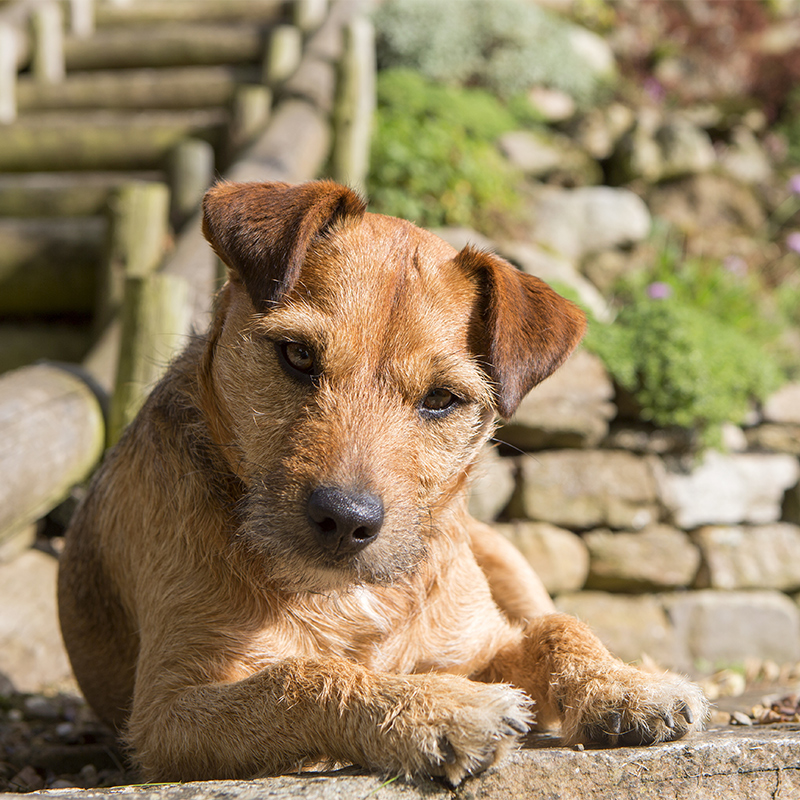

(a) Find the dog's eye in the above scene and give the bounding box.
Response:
[277,341,318,382]
[420,388,457,414]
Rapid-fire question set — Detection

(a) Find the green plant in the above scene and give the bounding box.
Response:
[373,0,610,104]
[367,69,523,230]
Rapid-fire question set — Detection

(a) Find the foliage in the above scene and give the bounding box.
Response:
[372,0,608,104]
[367,69,524,230]
[584,240,788,443]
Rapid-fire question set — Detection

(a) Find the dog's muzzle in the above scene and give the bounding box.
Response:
[307,486,384,557]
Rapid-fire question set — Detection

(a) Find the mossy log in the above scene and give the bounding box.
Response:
[17,65,259,112]
[0,217,105,315]
[0,109,227,172]
[0,171,163,217]
[0,363,104,548]
[64,24,268,71]
[0,323,92,375]
[95,0,284,26]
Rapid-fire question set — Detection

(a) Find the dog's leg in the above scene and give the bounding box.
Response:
[127,654,531,785]
[467,519,554,623]
[478,614,707,746]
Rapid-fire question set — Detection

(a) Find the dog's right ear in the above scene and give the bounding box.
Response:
[201,180,367,310]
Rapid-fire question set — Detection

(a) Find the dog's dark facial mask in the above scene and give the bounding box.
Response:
[200,181,586,593]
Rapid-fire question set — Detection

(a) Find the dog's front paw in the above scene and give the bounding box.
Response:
[374,676,531,785]
[558,666,708,747]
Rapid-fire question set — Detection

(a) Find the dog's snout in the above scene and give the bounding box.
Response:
[308,486,384,556]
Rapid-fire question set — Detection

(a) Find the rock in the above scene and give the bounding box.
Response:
[746,424,800,455]
[663,590,800,671]
[555,590,679,667]
[655,119,716,180]
[429,226,497,254]
[570,102,635,160]
[0,549,76,693]
[693,523,800,592]
[654,451,800,529]
[499,349,615,450]
[523,186,651,262]
[510,450,661,530]
[647,173,766,236]
[763,382,800,425]
[718,126,773,185]
[468,446,516,523]
[565,26,616,80]
[584,524,701,592]
[498,240,611,321]
[497,129,601,185]
[492,521,589,594]
[603,424,695,455]
[526,86,575,122]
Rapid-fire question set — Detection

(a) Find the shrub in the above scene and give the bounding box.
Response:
[367,70,523,230]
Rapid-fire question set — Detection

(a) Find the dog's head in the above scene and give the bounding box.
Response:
[200,180,585,592]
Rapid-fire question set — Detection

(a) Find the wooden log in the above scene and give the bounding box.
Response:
[0,363,104,547]
[64,23,267,71]
[31,1,65,84]
[17,65,259,112]
[262,24,302,85]
[0,171,163,217]
[108,273,190,445]
[331,16,375,194]
[293,0,328,33]
[225,84,272,164]
[0,217,105,315]
[0,109,226,171]
[68,0,94,37]
[168,137,215,227]
[95,0,283,26]
[0,323,92,375]
[0,23,17,123]
[99,181,171,329]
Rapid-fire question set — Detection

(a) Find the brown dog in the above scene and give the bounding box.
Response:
[58,180,707,785]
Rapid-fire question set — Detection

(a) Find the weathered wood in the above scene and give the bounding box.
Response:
[168,138,215,227]
[64,23,267,70]
[225,84,272,162]
[17,65,259,112]
[293,0,328,32]
[0,23,17,123]
[95,0,283,26]
[99,181,171,329]
[331,16,375,194]
[263,24,302,85]
[31,1,65,83]
[0,109,226,171]
[0,217,105,315]
[0,363,104,547]
[108,273,190,445]
[0,171,163,216]
[0,322,92,375]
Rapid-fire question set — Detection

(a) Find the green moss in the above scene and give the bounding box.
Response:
[367,70,524,230]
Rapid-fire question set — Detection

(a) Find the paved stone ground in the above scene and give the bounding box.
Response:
[4,723,799,800]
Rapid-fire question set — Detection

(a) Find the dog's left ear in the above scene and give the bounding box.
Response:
[456,246,587,419]
[201,180,367,310]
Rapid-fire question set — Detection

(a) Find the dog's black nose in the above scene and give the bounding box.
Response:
[307,486,384,556]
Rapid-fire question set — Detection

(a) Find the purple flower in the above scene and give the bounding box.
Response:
[723,255,746,276]
[789,174,800,195]
[643,77,665,103]
[647,281,672,300]
[787,232,800,253]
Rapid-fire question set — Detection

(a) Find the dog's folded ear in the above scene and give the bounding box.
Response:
[456,246,587,419]
[202,180,367,310]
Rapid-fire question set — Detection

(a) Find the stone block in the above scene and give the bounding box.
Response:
[763,382,800,425]
[584,524,700,592]
[468,446,516,523]
[511,450,660,530]
[654,451,800,529]
[745,423,800,455]
[555,590,681,668]
[693,523,800,591]
[499,349,616,450]
[492,521,588,595]
[663,590,800,672]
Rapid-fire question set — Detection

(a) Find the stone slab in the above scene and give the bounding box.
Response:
[10,726,800,800]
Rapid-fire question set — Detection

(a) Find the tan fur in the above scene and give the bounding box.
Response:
[58,180,707,785]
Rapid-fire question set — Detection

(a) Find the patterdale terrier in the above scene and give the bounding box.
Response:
[59,180,707,784]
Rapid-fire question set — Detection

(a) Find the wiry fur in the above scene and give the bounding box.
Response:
[58,180,707,785]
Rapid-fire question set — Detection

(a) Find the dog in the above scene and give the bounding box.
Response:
[58,180,707,785]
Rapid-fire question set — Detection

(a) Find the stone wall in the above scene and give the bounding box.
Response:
[469,351,800,678]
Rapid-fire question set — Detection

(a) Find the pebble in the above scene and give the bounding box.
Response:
[730,711,754,726]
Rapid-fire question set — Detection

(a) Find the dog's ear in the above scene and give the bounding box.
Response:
[456,246,587,418]
[201,180,367,309]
